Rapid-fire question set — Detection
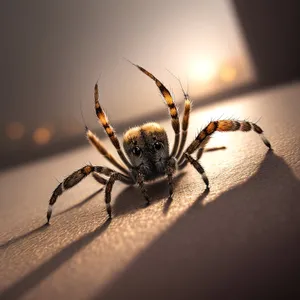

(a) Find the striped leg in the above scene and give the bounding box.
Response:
[179,120,271,164]
[105,172,135,218]
[47,165,133,223]
[131,63,180,157]
[176,90,191,159]
[185,153,209,189]
[94,83,132,169]
[136,172,151,205]
[86,128,129,174]
[178,147,226,170]
[92,173,107,185]
[166,157,177,199]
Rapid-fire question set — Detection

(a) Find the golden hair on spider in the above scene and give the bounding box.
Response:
[47,62,272,223]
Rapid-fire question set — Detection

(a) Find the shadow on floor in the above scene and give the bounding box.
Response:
[1,152,299,299]
[112,172,186,217]
[0,188,104,250]
[92,152,300,299]
[0,219,111,300]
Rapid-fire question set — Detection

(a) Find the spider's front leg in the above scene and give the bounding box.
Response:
[135,171,151,206]
[105,172,134,218]
[166,157,177,200]
[47,165,133,223]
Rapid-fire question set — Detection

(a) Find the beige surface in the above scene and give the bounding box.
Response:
[1,82,300,299]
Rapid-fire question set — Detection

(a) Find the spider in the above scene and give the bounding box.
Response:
[46,62,271,223]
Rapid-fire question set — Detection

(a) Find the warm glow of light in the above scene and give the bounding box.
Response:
[219,65,237,83]
[188,59,217,82]
[33,127,52,145]
[6,122,25,140]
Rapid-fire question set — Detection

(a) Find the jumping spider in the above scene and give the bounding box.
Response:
[47,62,271,223]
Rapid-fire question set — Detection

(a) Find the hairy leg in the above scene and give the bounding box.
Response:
[47,165,133,223]
[86,128,129,174]
[166,157,177,199]
[136,171,151,205]
[130,62,180,157]
[179,120,271,164]
[184,153,209,189]
[104,172,134,218]
[94,83,132,168]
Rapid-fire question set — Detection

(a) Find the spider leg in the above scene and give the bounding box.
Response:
[184,153,209,189]
[104,172,134,218]
[86,128,129,174]
[166,157,177,199]
[47,165,133,223]
[196,146,227,161]
[176,87,191,159]
[136,171,151,205]
[130,63,180,157]
[178,146,227,171]
[178,120,271,165]
[92,173,107,185]
[94,83,132,169]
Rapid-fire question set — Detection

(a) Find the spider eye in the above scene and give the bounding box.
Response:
[154,141,163,151]
[132,146,142,157]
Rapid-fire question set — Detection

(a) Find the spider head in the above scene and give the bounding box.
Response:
[123,122,170,177]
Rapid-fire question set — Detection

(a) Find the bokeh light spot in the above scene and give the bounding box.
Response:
[188,59,217,82]
[6,122,25,140]
[220,65,237,83]
[33,127,52,145]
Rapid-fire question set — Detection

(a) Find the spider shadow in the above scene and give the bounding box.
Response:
[0,188,104,250]
[93,151,300,299]
[0,219,111,300]
[112,172,186,217]
[0,223,49,250]
[55,187,104,217]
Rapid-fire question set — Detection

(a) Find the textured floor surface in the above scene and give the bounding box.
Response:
[1,82,300,299]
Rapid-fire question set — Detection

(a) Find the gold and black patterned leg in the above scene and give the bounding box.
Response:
[86,128,129,174]
[47,165,133,223]
[166,157,177,199]
[130,63,181,157]
[185,153,209,189]
[136,172,151,206]
[104,172,133,218]
[94,83,133,169]
[179,120,272,165]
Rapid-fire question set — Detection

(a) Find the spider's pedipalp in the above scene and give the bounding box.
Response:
[94,83,132,169]
[86,128,129,174]
[130,63,180,157]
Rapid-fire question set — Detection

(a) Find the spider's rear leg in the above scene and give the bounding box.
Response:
[181,120,271,162]
[196,146,227,161]
[184,153,209,189]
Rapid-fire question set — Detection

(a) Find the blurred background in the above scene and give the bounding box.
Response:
[1,0,299,170]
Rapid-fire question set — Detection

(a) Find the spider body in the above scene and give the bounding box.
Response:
[47,62,271,223]
[123,122,171,181]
